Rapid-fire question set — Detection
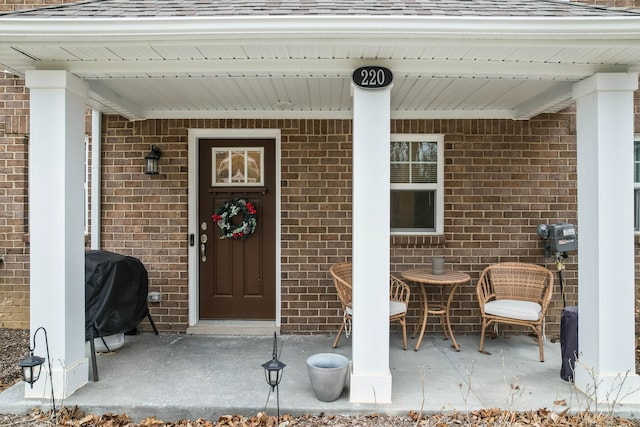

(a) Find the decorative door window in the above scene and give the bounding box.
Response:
[212,147,264,186]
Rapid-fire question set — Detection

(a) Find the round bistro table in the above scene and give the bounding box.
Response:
[400,268,471,351]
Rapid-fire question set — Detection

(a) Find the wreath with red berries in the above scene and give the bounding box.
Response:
[212,198,258,240]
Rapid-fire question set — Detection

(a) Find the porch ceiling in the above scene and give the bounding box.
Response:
[2,15,640,121]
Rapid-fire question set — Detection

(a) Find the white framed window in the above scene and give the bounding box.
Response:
[84,135,89,235]
[634,135,640,232]
[390,134,444,235]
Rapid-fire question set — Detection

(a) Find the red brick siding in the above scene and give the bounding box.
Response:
[0,70,92,328]
[388,116,578,335]
[0,0,89,330]
[0,73,30,328]
[99,117,191,331]
[578,0,640,7]
[0,99,635,335]
[93,115,584,336]
[0,0,77,12]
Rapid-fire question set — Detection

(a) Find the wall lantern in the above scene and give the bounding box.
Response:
[261,332,286,421]
[18,327,57,415]
[144,145,162,175]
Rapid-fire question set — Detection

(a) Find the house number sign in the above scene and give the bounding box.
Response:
[352,66,393,89]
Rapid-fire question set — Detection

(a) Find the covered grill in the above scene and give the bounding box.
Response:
[85,250,158,380]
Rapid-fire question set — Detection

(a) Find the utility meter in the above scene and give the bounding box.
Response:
[537,222,577,257]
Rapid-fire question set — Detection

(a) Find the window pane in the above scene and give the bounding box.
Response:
[411,163,437,184]
[391,141,409,162]
[390,142,409,184]
[246,150,262,183]
[391,163,410,183]
[391,190,435,231]
[214,150,230,184]
[412,141,437,183]
[635,141,640,183]
[413,141,437,163]
[635,189,640,231]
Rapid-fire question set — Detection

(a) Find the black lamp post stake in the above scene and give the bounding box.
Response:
[18,327,56,417]
[261,332,286,422]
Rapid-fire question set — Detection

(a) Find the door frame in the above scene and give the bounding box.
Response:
[187,128,282,327]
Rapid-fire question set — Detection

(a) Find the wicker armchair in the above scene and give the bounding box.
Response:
[476,262,554,361]
[330,262,411,350]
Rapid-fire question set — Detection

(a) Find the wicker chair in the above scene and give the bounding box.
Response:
[476,262,554,362]
[330,262,411,350]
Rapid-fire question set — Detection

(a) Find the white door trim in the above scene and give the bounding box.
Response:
[187,128,282,328]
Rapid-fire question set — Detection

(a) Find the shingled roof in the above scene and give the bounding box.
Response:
[2,0,640,18]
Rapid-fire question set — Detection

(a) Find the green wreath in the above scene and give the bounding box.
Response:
[212,198,258,240]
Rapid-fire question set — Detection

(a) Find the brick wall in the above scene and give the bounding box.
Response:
[0,73,29,328]
[94,115,584,336]
[390,116,579,336]
[0,86,636,336]
[577,0,640,7]
[0,0,75,12]
[100,117,191,331]
[0,0,88,330]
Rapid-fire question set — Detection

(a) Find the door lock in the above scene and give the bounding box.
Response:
[200,233,208,262]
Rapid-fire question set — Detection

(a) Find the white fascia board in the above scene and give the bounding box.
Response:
[2,15,640,42]
[35,57,629,80]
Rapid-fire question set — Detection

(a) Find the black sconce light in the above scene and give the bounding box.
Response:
[144,145,162,175]
[261,332,286,421]
[18,326,56,415]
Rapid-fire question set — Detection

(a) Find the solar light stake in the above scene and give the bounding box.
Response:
[261,332,286,422]
[18,326,56,417]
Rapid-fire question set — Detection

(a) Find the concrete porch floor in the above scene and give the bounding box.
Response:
[1,332,639,422]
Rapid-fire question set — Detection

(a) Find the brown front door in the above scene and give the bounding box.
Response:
[198,139,276,319]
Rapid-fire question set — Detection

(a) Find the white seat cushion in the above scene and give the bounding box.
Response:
[389,300,407,317]
[484,299,541,321]
[345,300,407,317]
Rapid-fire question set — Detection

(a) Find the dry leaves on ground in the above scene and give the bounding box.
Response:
[0,328,29,392]
[1,329,640,426]
[1,405,638,427]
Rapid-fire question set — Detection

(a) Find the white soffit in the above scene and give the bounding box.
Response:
[2,15,640,120]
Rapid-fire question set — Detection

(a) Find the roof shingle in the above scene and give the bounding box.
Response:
[2,0,640,18]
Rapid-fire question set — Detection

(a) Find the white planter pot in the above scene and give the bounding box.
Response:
[306,353,349,402]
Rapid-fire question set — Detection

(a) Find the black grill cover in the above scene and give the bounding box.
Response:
[85,250,150,341]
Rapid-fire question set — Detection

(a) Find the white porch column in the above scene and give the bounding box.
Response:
[25,70,89,399]
[573,73,640,402]
[350,82,392,403]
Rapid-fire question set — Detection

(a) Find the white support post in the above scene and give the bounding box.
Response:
[25,70,89,399]
[91,109,102,250]
[573,73,640,403]
[350,83,392,403]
